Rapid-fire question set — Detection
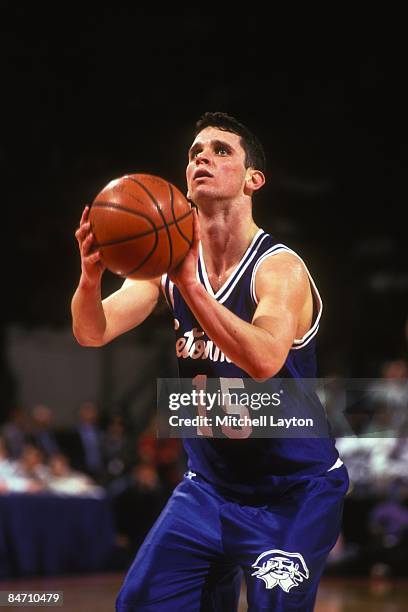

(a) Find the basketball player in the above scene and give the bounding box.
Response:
[72,112,349,611]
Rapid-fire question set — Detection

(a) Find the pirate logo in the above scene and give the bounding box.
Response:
[251,549,309,592]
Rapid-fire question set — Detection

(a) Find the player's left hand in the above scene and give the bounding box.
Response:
[168,207,200,290]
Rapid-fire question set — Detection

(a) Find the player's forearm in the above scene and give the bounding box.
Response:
[71,278,107,346]
[178,282,281,379]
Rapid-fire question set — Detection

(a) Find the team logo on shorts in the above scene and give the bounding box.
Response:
[251,549,309,592]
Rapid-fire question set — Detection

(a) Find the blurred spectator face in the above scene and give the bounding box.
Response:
[32,404,53,428]
[137,436,156,464]
[21,444,44,471]
[133,464,159,490]
[9,406,30,430]
[49,454,70,476]
[157,440,181,465]
[381,359,408,379]
[108,415,125,438]
[79,401,99,425]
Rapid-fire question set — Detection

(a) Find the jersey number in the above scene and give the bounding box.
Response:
[192,375,252,439]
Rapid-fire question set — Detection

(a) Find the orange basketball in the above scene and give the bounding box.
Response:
[89,174,193,279]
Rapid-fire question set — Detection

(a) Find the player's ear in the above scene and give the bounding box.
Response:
[244,168,265,195]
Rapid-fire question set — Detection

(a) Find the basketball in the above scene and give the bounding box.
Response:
[89,174,193,279]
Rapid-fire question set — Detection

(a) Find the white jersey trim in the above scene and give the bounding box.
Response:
[198,229,269,304]
[327,457,343,471]
[160,274,174,310]
[250,244,323,350]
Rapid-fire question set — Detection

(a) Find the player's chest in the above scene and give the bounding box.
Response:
[206,268,237,294]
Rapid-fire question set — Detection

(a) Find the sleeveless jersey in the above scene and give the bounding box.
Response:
[161,229,341,500]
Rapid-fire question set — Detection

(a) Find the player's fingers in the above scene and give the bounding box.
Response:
[87,250,102,264]
[76,222,91,245]
[81,231,95,256]
[82,249,102,270]
[75,220,89,235]
[79,206,90,226]
[75,227,84,245]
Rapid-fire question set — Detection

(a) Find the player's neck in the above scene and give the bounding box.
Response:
[198,202,259,278]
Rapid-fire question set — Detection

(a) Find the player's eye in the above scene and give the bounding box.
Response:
[215,146,229,155]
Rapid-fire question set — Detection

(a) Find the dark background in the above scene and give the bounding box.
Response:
[1,8,407,408]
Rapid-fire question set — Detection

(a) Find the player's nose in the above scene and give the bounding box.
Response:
[195,149,211,164]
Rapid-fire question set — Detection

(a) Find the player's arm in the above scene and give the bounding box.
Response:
[249,254,309,376]
[176,255,308,380]
[71,206,160,347]
[170,211,309,379]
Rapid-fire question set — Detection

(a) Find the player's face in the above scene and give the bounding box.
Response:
[186,127,248,204]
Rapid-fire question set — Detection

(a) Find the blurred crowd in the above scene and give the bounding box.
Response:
[324,357,408,578]
[1,353,407,577]
[0,401,184,561]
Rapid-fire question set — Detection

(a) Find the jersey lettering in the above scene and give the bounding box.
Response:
[175,327,232,363]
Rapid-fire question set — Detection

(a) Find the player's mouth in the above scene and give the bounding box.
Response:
[193,169,213,180]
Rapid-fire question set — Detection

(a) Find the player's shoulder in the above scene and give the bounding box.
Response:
[252,243,312,306]
[256,248,308,282]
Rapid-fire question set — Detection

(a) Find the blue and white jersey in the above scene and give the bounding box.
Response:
[161,229,342,500]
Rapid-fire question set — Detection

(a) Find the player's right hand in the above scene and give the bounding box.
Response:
[75,206,106,286]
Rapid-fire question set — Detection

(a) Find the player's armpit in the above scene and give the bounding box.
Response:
[100,276,161,344]
[251,253,311,377]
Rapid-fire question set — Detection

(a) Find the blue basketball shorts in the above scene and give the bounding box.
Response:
[116,466,349,611]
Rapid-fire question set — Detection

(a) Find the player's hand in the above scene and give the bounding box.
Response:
[75,206,106,286]
[168,207,200,291]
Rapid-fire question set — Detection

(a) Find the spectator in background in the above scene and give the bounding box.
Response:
[16,442,48,486]
[0,435,42,493]
[106,417,183,556]
[30,404,60,458]
[2,441,48,493]
[112,461,165,554]
[137,416,184,495]
[0,434,104,498]
[46,452,104,497]
[362,358,408,436]
[102,413,134,486]
[59,401,104,483]
[1,406,30,459]
[336,357,408,493]
[330,356,408,577]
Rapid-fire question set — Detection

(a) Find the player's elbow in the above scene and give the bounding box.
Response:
[250,367,279,383]
[248,355,286,382]
[72,327,107,347]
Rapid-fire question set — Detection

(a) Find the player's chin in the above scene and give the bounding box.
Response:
[190,186,221,204]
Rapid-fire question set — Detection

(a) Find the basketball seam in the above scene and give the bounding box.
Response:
[120,229,159,277]
[168,183,193,248]
[91,201,158,217]
[91,208,192,247]
[126,177,173,270]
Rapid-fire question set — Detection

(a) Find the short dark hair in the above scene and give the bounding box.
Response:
[194,112,266,173]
